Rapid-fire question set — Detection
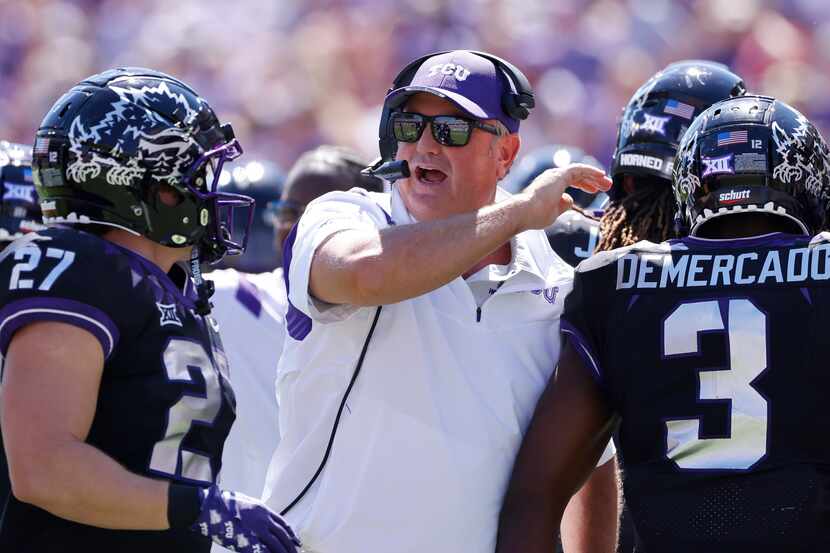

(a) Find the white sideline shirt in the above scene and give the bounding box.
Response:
[206,268,286,499]
[262,187,613,553]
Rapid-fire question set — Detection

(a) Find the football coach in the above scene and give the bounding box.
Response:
[263,50,618,553]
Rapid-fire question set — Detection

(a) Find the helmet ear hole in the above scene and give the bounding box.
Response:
[156,184,184,207]
[144,182,180,213]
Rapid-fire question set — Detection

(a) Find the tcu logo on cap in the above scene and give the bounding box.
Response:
[427,63,471,81]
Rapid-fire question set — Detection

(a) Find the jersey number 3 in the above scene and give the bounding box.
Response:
[663,299,768,470]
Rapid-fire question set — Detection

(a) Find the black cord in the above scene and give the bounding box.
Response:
[280,305,383,516]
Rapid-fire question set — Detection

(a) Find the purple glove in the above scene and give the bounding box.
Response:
[192,485,301,553]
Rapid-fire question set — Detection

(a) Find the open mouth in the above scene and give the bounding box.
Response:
[414,166,448,185]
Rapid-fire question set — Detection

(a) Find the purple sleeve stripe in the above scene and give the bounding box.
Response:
[0,297,120,359]
[560,321,604,385]
[377,204,395,226]
[236,275,263,318]
[281,222,312,341]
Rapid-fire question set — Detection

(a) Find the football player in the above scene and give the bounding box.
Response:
[0,141,42,242]
[201,161,285,515]
[598,60,746,251]
[0,68,299,553]
[497,95,830,552]
[0,140,43,510]
[503,144,607,267]
[270,145,386,256]
[206,147,382,530]
[203,162,286,553]
[593,60,748,553]
[213,160,284,274]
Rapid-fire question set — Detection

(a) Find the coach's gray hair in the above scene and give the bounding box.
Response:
[490,121,515,181]
[493,121,510,137]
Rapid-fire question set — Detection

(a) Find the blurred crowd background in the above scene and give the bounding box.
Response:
[1,0,829,174]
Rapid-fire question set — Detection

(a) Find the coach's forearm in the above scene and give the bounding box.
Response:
[310,195,530,306]
[10,437,171,530]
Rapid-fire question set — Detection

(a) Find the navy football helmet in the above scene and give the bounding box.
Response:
[674,95,830,236]
[503,144,607,210]
[214,160,284,273]
[32,67,253,264]
[610,60,746,201]
[0,141,43,242]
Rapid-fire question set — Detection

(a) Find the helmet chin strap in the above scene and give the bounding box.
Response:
[189,245,215,315]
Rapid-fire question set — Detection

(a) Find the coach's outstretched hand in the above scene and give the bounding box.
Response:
[192,485,301,553]
[518,164,612,230]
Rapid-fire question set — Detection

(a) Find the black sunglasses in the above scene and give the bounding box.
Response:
[391,112,504,147]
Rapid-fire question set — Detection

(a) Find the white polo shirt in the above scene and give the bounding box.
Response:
[263,187,613,553]
[206,268,286,500]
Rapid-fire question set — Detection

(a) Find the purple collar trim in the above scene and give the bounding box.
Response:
[100,237,196,308]
[678,232,807,249]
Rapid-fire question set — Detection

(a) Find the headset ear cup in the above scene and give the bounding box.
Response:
[480,52,535,122]
[377,106,396,160]
[516,92,535,117]
[514,102,530,121]
[501,95,532,122]
[500,89,534,121]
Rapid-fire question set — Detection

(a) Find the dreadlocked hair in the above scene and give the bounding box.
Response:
[597,183,676,251]
[569,203,601,222]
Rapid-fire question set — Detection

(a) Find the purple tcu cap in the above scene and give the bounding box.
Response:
[385,51,520,133]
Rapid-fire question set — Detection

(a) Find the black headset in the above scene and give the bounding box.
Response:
[364,50,536,181]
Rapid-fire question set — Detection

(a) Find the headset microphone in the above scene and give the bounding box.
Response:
[361,157,410,182]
